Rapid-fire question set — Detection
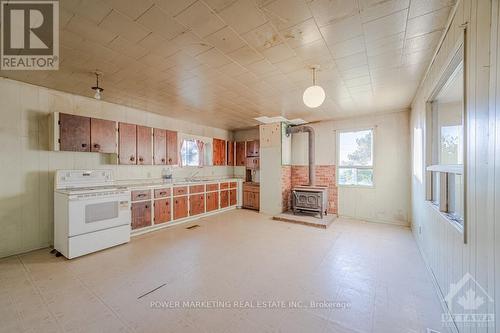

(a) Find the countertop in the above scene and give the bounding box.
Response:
[115,177,244,190]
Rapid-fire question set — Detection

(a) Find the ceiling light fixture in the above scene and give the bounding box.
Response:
[303,66,325,108]
[91,71,103,100]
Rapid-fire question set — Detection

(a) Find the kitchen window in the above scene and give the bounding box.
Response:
[180,139,200,167]
[337,129,374,187]
[425,40,465,233]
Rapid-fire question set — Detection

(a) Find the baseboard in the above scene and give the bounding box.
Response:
[338,214,410,227]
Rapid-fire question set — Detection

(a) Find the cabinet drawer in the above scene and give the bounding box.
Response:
[154,188,171,198]
[243,184,259,192]
[189,185,205,194]
[131,190,151,201]
[206,183,219,191]
[230,182,237,189]
[173,186,188,196]
[220,182,229,189]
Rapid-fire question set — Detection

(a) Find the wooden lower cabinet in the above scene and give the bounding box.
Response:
[229,189,237,206]
[206,191,219,212]
[243,183,260,210]
[131,201,151,229]
[190,194,205,215]
[220,190,229,208]
[154,198,171,224]
[243,191,259,210]
[173,196,188,220]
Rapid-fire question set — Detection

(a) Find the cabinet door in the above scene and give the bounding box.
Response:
[230,189,237,206]
[212,138,226,166]
[220,190,229,208]
[166,130,178,165]
[246,140,260,157]
[154,198,171,224]
[59,113,90,152]
[206,191,219,212]
[90,118,116,153]
[190,194,205,215]
[243,191,251,208]
[153,128,167,165]
[227,141,234,166]
[235,141,246,166]
[131,201,151,230]
[118,123,137,164]
[137,125,152,165]
[173,196,188,220]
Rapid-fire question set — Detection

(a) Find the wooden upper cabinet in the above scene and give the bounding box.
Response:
[137,126,152,165]
[166,130,178,165]
[59,113,90,152]
[235,141,246,166]
[212,138,226,166]
[90,118,116,153]
[246,140,260,157]
[227,141,235,166]
[118,122,137,165]
[153,128,167,165]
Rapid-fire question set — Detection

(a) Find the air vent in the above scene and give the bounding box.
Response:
[186,224,200,230]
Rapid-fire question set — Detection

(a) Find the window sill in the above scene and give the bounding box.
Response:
[426,164,463,174]
[426,200,464,234]
[338,184,375,189]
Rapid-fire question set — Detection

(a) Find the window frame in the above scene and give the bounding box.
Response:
[424,30,467,241]
[336,127,375,188]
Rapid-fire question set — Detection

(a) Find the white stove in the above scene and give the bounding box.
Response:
[54,170,131,259]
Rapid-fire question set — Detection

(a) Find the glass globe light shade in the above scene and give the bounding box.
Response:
[303,85,325,108]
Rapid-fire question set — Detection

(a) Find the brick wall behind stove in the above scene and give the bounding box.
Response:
[290,165,337,214]
[281,166,292,212]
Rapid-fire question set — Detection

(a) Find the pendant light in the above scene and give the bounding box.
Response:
[91,72,103,100]
[303,66,325,108]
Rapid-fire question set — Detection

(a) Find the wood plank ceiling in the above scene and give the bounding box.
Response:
[0,0,455,130]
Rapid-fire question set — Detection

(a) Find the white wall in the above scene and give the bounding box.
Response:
[411,0,497,331]
[290,111,410,225]
[0,77,234,258]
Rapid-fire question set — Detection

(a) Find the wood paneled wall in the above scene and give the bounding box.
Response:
[411,0,497,331]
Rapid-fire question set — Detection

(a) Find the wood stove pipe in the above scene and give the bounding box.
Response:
[286,125,315,185]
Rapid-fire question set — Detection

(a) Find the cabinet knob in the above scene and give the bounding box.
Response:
[161,158,165,163]
[145,205,149,209]
[175,200,178,204]
[130,156,135,161]
[81,143,87,148]
[168,158,172,163]
[166,202,169,206]
[93,143,100,149]
[139,157,144,162]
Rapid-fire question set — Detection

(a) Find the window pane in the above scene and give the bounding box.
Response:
[338,168,356,185]
[448,174,464,223]
[339,130,373,167]
[181,139,200,166]
[431,172,440,206]
[356,169,373,186]
[433,62,464,166]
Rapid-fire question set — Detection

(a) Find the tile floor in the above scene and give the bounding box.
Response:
[0,210,449,333]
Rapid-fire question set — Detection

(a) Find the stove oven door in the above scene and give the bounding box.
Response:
[67,191,131,237]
